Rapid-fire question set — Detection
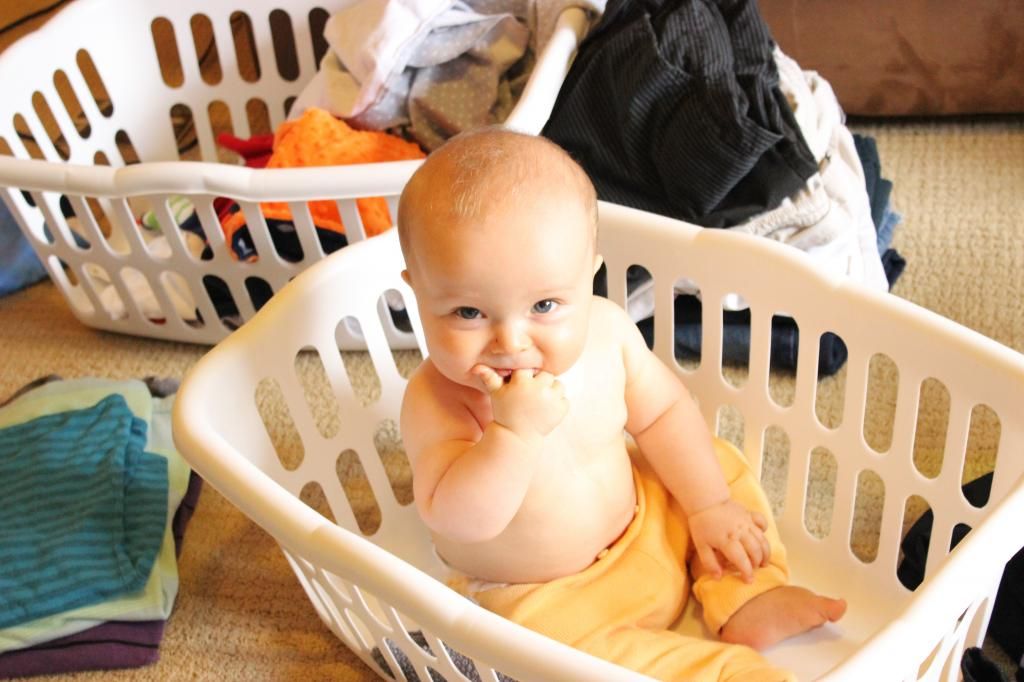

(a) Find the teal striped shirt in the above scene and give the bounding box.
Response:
[0,394,168,628]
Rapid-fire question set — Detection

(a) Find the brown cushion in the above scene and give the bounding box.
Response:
[759,0,1024,116]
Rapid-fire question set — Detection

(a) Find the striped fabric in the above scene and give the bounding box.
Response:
[543,0,818,228]
[0,394,168,629]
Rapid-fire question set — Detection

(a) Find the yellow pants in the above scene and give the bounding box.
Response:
[470,439,795,682]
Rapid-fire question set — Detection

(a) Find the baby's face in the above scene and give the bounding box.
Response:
[406,195,597,392]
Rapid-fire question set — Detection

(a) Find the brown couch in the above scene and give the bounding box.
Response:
[760,0,1024,116]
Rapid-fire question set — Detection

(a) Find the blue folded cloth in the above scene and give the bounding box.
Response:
[0,200,47,298]
[0,394,168,628]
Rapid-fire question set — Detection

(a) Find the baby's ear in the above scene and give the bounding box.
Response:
[592,254,604,275]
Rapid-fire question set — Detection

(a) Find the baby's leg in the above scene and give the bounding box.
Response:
[718,585,846,651]
[690,439,845,649]
[577,624,795,682]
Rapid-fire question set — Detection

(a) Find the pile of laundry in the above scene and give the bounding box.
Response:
[0,377,200,678]
[545,0,905,376]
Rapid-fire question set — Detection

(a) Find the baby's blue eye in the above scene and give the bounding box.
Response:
[532,299,557,314]
[455,307,481,320]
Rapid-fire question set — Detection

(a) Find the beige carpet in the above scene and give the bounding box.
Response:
[1,116,1021,680]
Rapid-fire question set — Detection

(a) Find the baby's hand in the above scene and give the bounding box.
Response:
[472,366,568,439]
[687,499,771,583]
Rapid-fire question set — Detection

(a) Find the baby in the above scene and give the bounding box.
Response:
[397,129,845,681]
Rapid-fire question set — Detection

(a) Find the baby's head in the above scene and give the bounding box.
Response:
[398,128,600,390]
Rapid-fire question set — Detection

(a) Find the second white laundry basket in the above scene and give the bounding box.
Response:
[0,0,589,346]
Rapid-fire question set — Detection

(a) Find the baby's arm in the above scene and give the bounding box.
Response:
[612,303,770,581]
[401,363,567,544]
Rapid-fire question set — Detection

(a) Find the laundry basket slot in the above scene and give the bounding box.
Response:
[174,201,1024,680]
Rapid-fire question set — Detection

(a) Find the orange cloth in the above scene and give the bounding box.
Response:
[222,108,425,246]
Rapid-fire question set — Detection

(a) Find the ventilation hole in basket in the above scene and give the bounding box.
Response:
[814,332,847,429]
[298,481,338,523]
[80,263,124,318]
[863,353,898,453]
[912,377,950,479]
[963,404,999,506]
[92,151,109,166]
[269,9,301,81]
[150,18,184,88]
[201,275,241,329]
[373,638,414,681]
[378,288,416,359]
[122,266,173,322]
[115,130,140,165]
[309,8,330,67]
[283,97,297,119]
[760,425,790,518]
[850,469,884,563]
[229,12,261,82]
[158,271,202,327]
[31,92,69,160]
[53,70,90,139]
[915,638,943,678]
[322,572,355,610]
[715,404,744,452]
[255,377,306,471]
[665,277,699,372]
[79,196,113,239]
[190,14,223,85]
[263,208,305,262]
[58,206,90,251]
[336,317,383,406]
[937,642,960,681]
[75,50,112,116]
[206,100,236,164]
[950,523,972,553]
[342,608,376,651]
[307,576,351,641]
[622,264,654,350]
[170,103,199,162]
[247,98,272,136]
[337,449,382,535]
[295,346,341,439]
[899,495,932,591]
[12,114,44,160]
[720,295,749,388]
[374,419,413,506]
[245,276,274,312]
[803,447,837,539]
[767,314,796,408]
[31,203,55,246]
[394,349,424,380]
[46,255,91,313]
[965,594,989,644]
[0,136,11,156]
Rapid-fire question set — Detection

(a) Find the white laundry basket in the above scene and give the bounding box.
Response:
[172,200,1024,681]
[0,0,588,347]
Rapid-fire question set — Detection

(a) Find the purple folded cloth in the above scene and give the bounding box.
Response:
[0,473,202,678]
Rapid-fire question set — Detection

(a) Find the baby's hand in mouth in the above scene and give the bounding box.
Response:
[470,365,567,437]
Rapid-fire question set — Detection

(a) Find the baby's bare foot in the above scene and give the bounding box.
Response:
[719,586,846,651]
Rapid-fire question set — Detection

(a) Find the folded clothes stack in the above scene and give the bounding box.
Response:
[0,377,202,678]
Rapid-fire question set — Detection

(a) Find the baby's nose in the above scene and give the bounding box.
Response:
[492,321,532,354]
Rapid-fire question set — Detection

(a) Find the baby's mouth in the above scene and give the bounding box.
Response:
[491,367,539,383]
